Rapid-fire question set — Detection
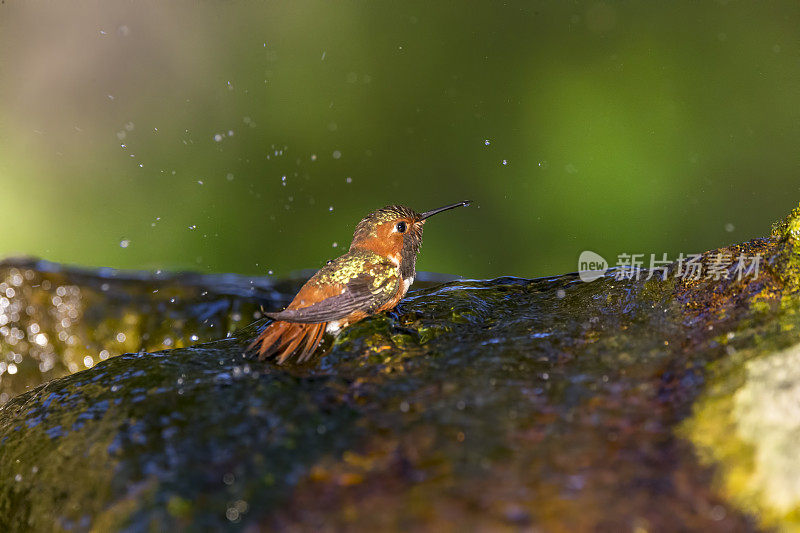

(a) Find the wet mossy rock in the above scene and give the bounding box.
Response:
[5,206,800,530]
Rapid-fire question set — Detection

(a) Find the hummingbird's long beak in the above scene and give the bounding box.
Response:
[419,200,471,220]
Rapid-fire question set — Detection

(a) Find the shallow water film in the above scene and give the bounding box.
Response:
[4,207,800,530]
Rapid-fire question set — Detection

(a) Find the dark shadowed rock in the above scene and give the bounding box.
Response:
[5,206,800,530]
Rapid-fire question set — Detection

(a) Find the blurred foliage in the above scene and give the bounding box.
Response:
[1,1,799,279]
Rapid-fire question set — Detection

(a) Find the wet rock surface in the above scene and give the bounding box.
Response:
[0,259,286,402]
[4,207,800,531]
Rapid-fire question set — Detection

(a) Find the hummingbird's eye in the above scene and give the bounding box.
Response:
[395,221,407,233]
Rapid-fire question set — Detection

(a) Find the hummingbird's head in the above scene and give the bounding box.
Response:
[350,201,470,278]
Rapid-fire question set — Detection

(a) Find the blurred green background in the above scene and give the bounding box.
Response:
[1,1,799,280]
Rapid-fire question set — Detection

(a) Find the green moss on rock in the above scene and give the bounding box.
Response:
[6,206,800,530]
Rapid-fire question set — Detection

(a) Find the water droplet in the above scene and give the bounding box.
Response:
[484,139,490,146]
[332,242,338,248]
[268,270,274,275]
[501,159,508,166]
[710,505,727,521]
[214,133,223,142]
[332,150,341,159]
[83,355,94,368]
[281,176,286,186]
[538,160,549,169]
[7,363,17,375]
[345,177,352,184]
[188,225,197,230]
[226,173,234,181]
[119,239,131,248]
[197,180,204,185]
[190,334,199,342]
[228,130,234,136]
[328,206,334,212]
[725,223,735,232]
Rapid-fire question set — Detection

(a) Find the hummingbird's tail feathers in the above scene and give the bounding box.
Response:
[250,320,327,364]
[297,322,326,363]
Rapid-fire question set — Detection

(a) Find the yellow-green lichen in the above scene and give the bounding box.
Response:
[770,203,800,241]
[771,202,800,298]
[681,341,800,530]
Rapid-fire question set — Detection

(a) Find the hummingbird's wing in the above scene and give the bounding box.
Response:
[265,269,400,324]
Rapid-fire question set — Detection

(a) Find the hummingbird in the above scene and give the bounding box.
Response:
[250,200,471,363]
